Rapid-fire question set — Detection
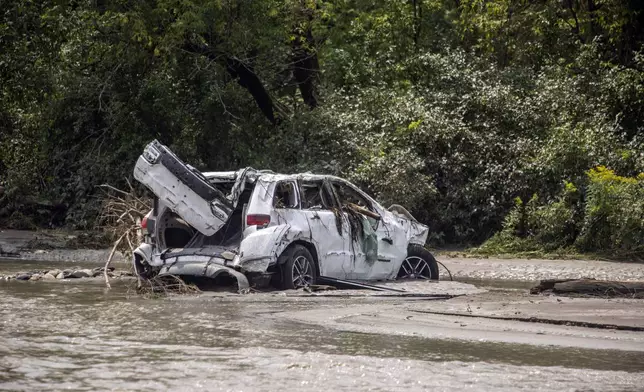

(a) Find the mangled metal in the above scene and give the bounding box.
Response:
[134,141,234,236]
[158,261,249,291]
[132,140,438,290]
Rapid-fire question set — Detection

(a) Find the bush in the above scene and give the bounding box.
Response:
[576,167,644,255]
[2,0,644,257]
[479,167,644,258]
[478,182,580,254]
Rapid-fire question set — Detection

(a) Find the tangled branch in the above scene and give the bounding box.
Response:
[97,180,151,289]
[135,274,201,298]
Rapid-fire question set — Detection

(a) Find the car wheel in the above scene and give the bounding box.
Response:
[279,245,317,289]
[397,244,439,280]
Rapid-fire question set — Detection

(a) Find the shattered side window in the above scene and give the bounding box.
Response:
[273,182,298,209]
[300,181,332,210]
[333,183,373,211]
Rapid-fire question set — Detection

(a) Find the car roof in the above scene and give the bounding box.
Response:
[203,168,384,211]
[202,169,345,183]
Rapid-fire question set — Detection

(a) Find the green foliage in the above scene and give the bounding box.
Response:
[1,0,643,258]
[479,181,580,254]
[576,167,644,255]
[480,168,644,258]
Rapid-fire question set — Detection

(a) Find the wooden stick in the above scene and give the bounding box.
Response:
[346,203,381,220]
[104,230,128,289]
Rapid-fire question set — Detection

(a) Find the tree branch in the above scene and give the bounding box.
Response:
[183,38,277,125]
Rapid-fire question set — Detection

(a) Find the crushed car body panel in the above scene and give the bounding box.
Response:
[133,140,237,236]
[133,140,433,286]
[234,225,290,272]
[158,261,249,290]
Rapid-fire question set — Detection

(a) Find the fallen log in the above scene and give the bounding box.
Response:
[530,278,579,294]
[531,278,644,298]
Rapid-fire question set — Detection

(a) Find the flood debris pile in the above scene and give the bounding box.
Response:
[97,182,151,289]
[136,274,201,297]
[531,278,644,299]
[0,267,133,281]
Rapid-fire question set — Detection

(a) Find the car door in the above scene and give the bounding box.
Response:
[297,179,353,279]
[332,181,406,280]
[133,140,242,236]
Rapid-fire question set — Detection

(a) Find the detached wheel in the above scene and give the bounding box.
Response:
[397,244,439,280]
[279,245,317,289]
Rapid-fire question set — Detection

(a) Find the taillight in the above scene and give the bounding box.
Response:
[141,211,151,230]
[246,214,271,228]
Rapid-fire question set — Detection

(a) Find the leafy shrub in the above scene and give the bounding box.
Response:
[480,168,644,258]
[576,167,644,256]
[479,182,580,254]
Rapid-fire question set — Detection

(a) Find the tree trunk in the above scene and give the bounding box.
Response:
[291,3,320,109]
[183,40,277,125]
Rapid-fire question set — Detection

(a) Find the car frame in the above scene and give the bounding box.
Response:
[132,140,439,290]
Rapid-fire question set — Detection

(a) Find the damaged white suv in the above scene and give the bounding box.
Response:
[132,140,439,290]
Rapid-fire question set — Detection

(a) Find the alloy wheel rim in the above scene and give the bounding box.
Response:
[399,256,431,279]
[292,256,314,287]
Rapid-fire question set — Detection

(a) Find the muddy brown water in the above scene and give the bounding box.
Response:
[1,260,643,391]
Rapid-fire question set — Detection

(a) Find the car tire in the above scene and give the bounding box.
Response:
[279,245,317,289]
[397,244,439,280]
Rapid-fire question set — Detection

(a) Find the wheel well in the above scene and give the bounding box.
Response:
[133,253,156,279]
[285,240,320,277]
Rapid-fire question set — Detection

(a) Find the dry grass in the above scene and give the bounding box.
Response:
[96,180,151,289]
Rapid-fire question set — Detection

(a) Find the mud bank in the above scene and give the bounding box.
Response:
[1,255,644,354]
[165,278,644,352]
[3,229,644,355]
[274,290,644,352]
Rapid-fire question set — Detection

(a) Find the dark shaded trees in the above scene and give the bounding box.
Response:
[1,0,643,251]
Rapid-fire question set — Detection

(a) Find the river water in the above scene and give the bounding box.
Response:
[1,260,643,391]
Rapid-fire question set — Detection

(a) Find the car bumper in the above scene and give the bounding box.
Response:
[158,260,250,290]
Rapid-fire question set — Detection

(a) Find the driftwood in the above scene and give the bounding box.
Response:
[97,181,151,289]
[531,278,644,298]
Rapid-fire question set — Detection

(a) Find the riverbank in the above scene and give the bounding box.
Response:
[0,229,126,263]
[3,257,643,353]
[437,254,644,282]
[271,288,644,352]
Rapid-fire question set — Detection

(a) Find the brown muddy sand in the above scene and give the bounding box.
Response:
[2,277,643,391]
